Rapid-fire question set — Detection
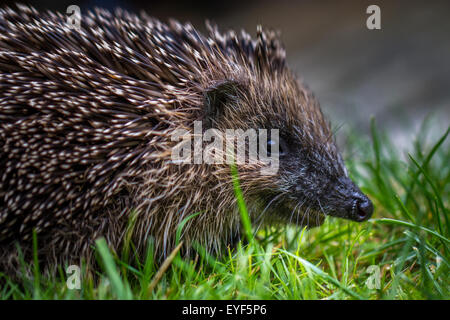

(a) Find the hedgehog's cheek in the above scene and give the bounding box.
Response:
[261,196,326,228]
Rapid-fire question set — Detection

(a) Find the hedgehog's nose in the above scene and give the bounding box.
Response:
[352,194,373,222]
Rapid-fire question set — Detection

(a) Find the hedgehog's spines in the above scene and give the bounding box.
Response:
[0,4,338,275]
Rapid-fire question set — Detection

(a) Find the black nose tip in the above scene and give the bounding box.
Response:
[354,198,373,221]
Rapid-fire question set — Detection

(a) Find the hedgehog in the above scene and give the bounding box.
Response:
[0,4,373,274]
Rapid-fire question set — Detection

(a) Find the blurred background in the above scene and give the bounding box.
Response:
[2,0,449,148]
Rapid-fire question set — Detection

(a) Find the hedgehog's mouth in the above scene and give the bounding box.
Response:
[273,195,372,226]
[257,175,373,227]
[322,197,373,222]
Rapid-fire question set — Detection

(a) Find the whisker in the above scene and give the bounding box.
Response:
[254,192,286,233]
[294,199,304,226]
[317,199,326,226]
[300,205,311,227]
[288,201,302,225]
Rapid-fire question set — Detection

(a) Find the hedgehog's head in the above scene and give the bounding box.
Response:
[202,73,373,228]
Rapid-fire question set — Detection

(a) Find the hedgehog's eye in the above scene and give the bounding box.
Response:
[267,137,287,157]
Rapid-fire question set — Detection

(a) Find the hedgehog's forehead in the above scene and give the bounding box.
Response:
[246,74,326,128]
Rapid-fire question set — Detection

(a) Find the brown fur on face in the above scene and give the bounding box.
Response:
[0,5,372,274]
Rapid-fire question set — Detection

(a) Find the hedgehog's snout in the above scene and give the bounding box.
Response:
[324,177,373,222]
[350,192,373,222]
[340,179,373,222]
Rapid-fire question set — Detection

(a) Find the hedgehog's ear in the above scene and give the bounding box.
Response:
[203,79,242,127]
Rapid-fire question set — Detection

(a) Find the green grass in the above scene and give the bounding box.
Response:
[1,117,449,300]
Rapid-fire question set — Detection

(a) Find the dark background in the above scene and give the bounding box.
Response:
[1,0,449,147]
